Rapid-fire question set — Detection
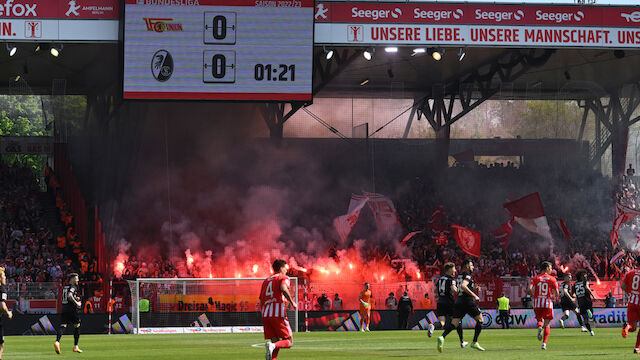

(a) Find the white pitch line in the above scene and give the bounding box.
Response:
[250,338,369,348]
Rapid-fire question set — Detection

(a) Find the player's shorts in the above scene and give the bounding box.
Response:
[578,301,593,315]
[262,317,292,340]
[0,319,3,344]
[561,299,577,312]
[61,310,80,325]
[453,301,481,319]
[359,306,370,316]
[435,302,454,318]
[534,307,554,320]
[628,303,640,324]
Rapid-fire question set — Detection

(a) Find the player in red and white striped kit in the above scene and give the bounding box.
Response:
[260,259,297,360]
[621,258,640,354]
[528,261,559,350]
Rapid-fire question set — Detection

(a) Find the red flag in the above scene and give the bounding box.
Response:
[453,149,474,162]
[556,219,572,243]
[400,231,422,246]
[503,192,552,239]
[504,192,545,218]
[611,203,640,248]
[429,205,445,226]
[491,218,515,250]
[430,205,449,245]
[451,224,481,258]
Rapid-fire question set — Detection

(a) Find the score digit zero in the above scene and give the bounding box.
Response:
[204,12,237,45]
[203,51,236,83]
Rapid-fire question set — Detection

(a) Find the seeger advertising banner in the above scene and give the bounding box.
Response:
[314,2,640,48]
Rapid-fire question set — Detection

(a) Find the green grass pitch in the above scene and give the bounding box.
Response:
[3,328,640,359]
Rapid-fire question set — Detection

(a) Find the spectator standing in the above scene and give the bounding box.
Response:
[317,293,331,311]
[332,294,343,310]
[605,291,616,308]
[397,292,413,329]
[385,292,398,310]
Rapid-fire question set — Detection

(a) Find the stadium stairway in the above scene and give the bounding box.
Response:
[39,190,66,240]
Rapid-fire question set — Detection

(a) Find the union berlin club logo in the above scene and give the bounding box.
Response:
[144,18,184,32]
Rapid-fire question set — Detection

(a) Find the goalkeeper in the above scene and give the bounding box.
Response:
[359,283,372,332]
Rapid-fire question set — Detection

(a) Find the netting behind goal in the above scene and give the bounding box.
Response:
[128,278,298,334]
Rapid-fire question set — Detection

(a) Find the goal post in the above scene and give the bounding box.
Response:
[128,278,298,334]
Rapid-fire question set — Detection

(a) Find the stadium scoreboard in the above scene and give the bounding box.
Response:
[124,0,313,101]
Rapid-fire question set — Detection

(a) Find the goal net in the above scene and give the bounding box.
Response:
[128,278,298,334]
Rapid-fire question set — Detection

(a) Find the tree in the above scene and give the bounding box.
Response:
[511,100,584,139]
[0,95,52,179]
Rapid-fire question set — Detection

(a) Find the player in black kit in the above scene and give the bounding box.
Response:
[573,269,595,336]
[428,262,468,347]
[437,259,485,352]
[54,273,83,354]
[0,267,13,360]
[558,273,586,331]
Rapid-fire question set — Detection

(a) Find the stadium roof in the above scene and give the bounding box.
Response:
[312,46,640,100]
[0,43,119,96]
[0,42,637,101]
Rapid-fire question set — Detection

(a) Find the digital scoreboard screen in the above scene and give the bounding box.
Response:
[124,0,313,101]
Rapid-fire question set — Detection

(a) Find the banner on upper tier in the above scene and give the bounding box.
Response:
[0,136,52,154]
[0,0,118,19]
[0,0,119,40]
[314,2,640,48]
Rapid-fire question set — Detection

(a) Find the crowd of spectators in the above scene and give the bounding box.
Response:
[398,159,623,281]
[112,158,632,285]
[118,256,178,280]
[0,161,100,300]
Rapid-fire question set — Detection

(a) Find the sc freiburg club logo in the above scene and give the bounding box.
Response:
[151,50,173,82]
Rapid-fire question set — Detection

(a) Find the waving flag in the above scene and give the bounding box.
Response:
[334,192,401,241]
[363,192,401,234]
[333,194,369,242]
[451,224,481,258]
[492,218,515,250]
[400,231,422,246]
[429,205,450,245]
[610,250,625,265]
[556,219,572,243]
[503,192,552,239]
[611,202,640,248]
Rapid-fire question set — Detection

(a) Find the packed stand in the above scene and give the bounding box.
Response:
[397,160,619,281]
[0,161,100,302]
